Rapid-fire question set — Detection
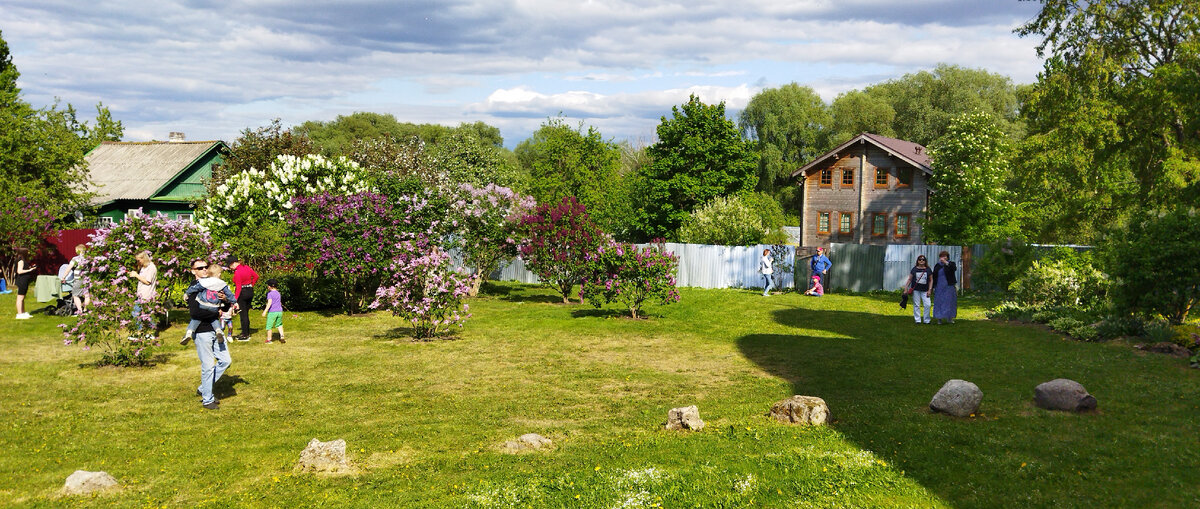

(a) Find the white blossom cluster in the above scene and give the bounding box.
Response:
[196,154,371,229]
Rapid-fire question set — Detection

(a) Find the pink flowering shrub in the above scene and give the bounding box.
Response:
[286,190,445,314]
[370,243,472,339]
[581,242,681,319]
[452,183,536,295]
[62,211,226,366]
[518,196,608,303]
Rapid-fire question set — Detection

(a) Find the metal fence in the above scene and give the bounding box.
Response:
[824,243,964,292]
[475,242,797,290]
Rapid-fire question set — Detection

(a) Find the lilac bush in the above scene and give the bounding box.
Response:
[451,183,535,296]
[518,196,608,303]
[62,211,226,366]
[370,243,472,339]
[581,242,681,319]
[286,190,444,314]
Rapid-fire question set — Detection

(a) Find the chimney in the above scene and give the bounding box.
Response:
[169,132,186,142]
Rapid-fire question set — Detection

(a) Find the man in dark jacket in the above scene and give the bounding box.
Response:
[189,258,231,410]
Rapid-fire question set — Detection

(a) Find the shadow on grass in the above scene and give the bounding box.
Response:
[498,293,566,304]
[373,326,461,342]
[214,374,248,399]
[736,307,1200,507]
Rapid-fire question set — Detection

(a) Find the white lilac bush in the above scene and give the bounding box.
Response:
[62,211,226,366]
[195,154,371,260]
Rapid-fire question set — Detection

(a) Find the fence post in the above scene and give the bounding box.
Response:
[961,245,972,290]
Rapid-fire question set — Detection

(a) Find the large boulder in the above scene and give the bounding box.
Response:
[769,396,829,425]
[1034,379,1097,412]
[929,379,983,417]
[502,433,553,453]
[295,438,354,474]
[62,470,118,495]
[664,405,705,431]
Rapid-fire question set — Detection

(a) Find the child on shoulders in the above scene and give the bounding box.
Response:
[180,265,236,344]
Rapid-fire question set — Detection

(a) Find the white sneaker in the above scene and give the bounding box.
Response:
[15,313,31,319]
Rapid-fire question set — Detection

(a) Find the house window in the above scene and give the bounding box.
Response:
[820,169,833,187]
[841,168,854,187]
[897,168,913,188]
[874,168,889,188]
[817,212,831,234]
[126,209,140,220]
[839,212,853,234]
[872,213,888,236]
[177,213,194,222]
[99,217,115,227]
[895,214,911,238]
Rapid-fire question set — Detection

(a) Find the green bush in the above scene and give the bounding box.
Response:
[1069,323,1100,342]
[1095,316,1145,340]
[1048,316,1084,333]
[677,194,768,246]
[976,237,1037,291]
[1009,248,1108,310]
[985,301,1038,321]
[1142,320,1176,344]
[1099,208,1200,324]
[1031,307,1067,324]
[250,271,342,311]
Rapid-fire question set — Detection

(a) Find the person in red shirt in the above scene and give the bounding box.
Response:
[225,255,259,341]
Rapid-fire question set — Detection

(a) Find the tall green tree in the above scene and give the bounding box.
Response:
[924,113,1020,245]
[828,89,896,142]
[297,112,506,154]
[515,118,623,231]
[631,95,758,240]
[1015,0,1200,242]
[738,83,831,201]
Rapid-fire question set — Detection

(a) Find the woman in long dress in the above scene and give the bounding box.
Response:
[931,250,957,324]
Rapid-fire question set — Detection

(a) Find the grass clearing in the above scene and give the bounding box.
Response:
[1,283,1198,507]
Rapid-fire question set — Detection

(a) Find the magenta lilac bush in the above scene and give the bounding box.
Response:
[518,196,608,303]
[581,242,681,319]
[62,211,226,366]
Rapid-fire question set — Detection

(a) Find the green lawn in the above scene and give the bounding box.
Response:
[1,284,1198,508]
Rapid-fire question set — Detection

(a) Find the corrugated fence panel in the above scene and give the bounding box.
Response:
[883,245,961,291]
[827,243,886,292]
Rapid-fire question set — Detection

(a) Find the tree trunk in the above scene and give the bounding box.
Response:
[468,273,483,297]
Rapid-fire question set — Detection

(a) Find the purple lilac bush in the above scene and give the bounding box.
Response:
[581,242,681,319]
[370,242,472,339]
[518,196,608,303]
[452,183,535,295]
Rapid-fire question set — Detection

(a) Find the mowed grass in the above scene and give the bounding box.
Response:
[0,283,1198,508]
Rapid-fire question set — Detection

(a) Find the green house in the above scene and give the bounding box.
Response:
[83,139,228,225]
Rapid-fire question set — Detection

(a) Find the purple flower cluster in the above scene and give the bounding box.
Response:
[517,196,609,303]
[581,241,681,319]
[369,247,473,339]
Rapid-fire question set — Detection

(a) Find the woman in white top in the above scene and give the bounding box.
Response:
[759,248,774,297]
[132,250,158,334]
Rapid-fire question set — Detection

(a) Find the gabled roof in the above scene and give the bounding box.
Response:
[791,133,932,178]
[83,141,226,205]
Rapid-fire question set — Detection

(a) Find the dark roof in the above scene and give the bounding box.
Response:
[84,141,225,205]
[791,133,932,177]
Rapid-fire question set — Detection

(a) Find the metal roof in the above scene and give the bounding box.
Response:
[83,141,224,205]
[791,133,932,178]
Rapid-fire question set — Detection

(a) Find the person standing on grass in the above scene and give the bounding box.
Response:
[132,251,158,335]
[261,279,286,344]
[931,250,958,325]
[69,244,91,314]
[225,255,258,341]
[189,258,230,410]
[810,246,831,289]
[13,247,37,319]
[759,248,774,297]
[905,255,932,324]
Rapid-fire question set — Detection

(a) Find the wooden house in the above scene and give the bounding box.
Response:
[83,136,227,225]
[790,133,932,247]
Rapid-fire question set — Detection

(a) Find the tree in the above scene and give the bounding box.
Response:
[924,113,1020,245]
[518,196,607,303]
[631,95,758,240]
[1100,208,1200,324]
[738,84,831,200]
[430,130,522,191]
[516,118,624,231]
[828,89,896,142]
[1014,0,1200,242]
[210,119,318,190]
[677,194,785,246]
[451,183,535,295]
[297,113,507,155]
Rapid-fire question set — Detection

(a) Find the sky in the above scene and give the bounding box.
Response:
[3,0,1046,148]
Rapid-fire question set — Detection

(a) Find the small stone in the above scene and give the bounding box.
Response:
[1034,379,1097,412]
[1139,342,1192,359]
[769,396,829,425]
[502,433,553,453]
[295,438,354,474]
[929,379,983,417]
[664,405,704,431]
[62,470,118,495]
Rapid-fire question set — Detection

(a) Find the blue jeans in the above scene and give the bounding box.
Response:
[195,331,231,405]
[762,274,774,296]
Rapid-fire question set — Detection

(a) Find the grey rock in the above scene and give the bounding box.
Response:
[664,405,705,431]
[62,470,118,495]
[295,438,354,474]
[502,433,553,453]
[1034,379,1097,412]
[929,379,983,417]
[769,396,829,425]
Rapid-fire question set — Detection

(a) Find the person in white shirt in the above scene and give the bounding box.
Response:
[759,248,774,297]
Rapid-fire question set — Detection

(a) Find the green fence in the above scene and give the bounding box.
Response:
[827,243,887,292]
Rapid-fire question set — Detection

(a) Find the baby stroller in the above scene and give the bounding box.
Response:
[51,263,78,317]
